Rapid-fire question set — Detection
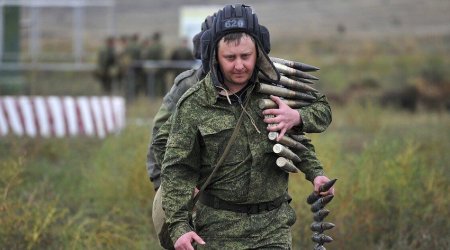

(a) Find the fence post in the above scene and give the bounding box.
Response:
[0,6,25,94]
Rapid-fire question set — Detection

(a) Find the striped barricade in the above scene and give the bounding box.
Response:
[0,96,125,138]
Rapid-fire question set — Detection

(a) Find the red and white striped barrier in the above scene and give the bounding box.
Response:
[0,96,125,138]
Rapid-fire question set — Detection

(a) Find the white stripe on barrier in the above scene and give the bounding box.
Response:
[0,99,8,135]
[90,97,105,138]
[113,97,126,129]
[34,97,51,137]
[0,96,126,138]
[101,96,114,133]
[4,97,24,136]
[48,96,66,137]
[63,96,78,136]
[77,96,95,136]
[19,96,37,137]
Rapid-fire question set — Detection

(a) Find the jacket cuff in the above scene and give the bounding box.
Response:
[170,222,194,244]
[306,169,325,183]
[298,107,315,133]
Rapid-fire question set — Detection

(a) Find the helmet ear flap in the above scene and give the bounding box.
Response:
[259,25,271,54]
[200,29,213,73]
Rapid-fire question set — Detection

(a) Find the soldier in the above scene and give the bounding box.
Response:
[148,16,331,192]
[152,4,334,249]
[114,35,129,92]
[122,33,146,97]
[147,17,214,249]
[143,32,166,97]
[147,15,215,192]
[95,36,116,94]
[170,37,195,78]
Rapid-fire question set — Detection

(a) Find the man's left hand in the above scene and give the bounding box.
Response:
[313,176,335,196]
[262,95,301,140]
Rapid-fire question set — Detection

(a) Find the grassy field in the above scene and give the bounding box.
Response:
[1,100,448,249]
[1,36,449,249]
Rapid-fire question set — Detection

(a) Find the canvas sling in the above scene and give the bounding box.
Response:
[153,96,250,249]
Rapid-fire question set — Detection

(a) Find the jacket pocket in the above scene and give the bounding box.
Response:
[198,115,248,166]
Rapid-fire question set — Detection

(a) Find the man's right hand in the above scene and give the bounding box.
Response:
[174,231,205,250]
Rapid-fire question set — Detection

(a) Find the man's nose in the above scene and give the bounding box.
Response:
[235,59,244,70]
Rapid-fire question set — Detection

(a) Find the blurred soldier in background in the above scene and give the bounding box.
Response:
[94,36,116,94]
[126,33,142,63]
[115,35,129,92]
[169,37,195,79]
[124,33,146,96]
[143,32,166,97]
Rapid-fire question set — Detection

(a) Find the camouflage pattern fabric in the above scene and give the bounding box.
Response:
[158,73,325,246]
[170,45,195,77]
[96,43,116,93]
[148,70,331,190]
[98,46,116,73]
[142,40,164,61]
[295,91,332,133]
[194,202,295,249]
[143,41,166,96]
[147,68,202,189]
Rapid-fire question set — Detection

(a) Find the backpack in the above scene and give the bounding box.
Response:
[152,186,174,249]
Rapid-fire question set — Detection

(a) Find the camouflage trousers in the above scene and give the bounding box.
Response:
[193,201,296,249]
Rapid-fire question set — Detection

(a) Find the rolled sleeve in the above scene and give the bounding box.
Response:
[297,92,332,133]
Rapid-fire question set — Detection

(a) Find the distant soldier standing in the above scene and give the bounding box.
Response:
[170,38,195,79]
[95,37,116,94]
[114,35,129,92]
[143,32,166,97]
[123,33,147,96]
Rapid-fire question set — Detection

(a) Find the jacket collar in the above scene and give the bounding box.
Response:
[203,72,257,106]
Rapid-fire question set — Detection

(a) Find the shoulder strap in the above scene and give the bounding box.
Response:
[191,96,250,207]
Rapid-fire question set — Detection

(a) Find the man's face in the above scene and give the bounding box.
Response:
[217,34,257,93]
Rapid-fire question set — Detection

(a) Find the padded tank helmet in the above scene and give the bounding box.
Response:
[192,14,215,60]
[201,4,280,85]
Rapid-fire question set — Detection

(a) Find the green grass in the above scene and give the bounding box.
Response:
[0,98,161,249]
[289,104,450,249]
[1,100,448,249]
[1,35,449,249]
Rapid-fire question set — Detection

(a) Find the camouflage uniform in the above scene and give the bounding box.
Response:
[96,38,116,94]
[148,69,331,191]
[156,72,328,248]
[147,67,203,189]
[124,35,146,96]
[143,36,166,97]
[170,42,194,77]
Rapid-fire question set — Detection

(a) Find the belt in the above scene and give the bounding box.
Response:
[199,192,292,214]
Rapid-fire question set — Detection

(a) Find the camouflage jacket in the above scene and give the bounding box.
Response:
[146,68,203,189]
[157,73,326,242]
[97,46,116,72]
[147,70,332,190]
